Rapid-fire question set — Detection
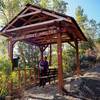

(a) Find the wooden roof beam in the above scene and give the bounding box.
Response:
[23,15,36,25]
[4,18,64,33]
[22,40,39,46]
[29,6,72,23]
[13,34,36,41]
[63,23,84,40]
[37,39,72,45]
[2,7,32,31]
[22,26,56,35]
[32,34,70,45]
[20,18,27,22]
[12,29,56,41]
[18,11,41,18]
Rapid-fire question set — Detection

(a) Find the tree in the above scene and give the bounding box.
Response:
[75,6,88,29]
[51,0,68,13]
[75,6,97,51]
[0,0,21,25]
[17,42,39,68]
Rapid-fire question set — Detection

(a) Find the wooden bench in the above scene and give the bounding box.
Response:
[39,68,57,84]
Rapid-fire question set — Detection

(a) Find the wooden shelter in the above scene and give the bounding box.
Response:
[0,4,87,93]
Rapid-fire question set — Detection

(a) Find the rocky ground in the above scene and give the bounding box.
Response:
[15,64,100,100]
[20,83,80,100]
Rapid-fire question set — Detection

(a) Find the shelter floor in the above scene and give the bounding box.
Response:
[14,64,100,100]
[16,83,79,100]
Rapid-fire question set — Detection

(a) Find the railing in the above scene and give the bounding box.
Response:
[7,67,58,96]
[7,67,38,96]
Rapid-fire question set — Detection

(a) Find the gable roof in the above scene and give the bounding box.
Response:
[0,4,87,45]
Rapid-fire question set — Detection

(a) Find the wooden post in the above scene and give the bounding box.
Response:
[57,33,64,93]
[40,49,43,60]
[8,38,14,95]
[49,44,52,66]
[38,47,44,79]
[29,68,32,83]
[34,67,36,84]
[8,39,13,64]
[8,79,13,96]
[75,40,81,76]
[24,67,27,86]
[18,67,21,88]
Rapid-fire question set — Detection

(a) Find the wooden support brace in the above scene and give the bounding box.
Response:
[39,45,48,59]
[67,42,76,49]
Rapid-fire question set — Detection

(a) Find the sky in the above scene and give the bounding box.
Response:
[64,0,100,23]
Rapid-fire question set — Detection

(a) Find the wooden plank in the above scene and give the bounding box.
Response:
[4,18,64,33]
[18,11,41,18]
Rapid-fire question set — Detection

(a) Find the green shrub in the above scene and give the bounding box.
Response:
[0,56,12,96]
[0,56,12,75]
[0,72,8,96]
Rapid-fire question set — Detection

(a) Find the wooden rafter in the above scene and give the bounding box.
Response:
[3,6,32,31]
[29,6,72,23]
[20,18,27,23]
[18,11,41,18]
[22,13,49,26]
[23,15,34,25]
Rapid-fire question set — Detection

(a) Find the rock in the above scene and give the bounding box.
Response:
[66,65,100,99]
